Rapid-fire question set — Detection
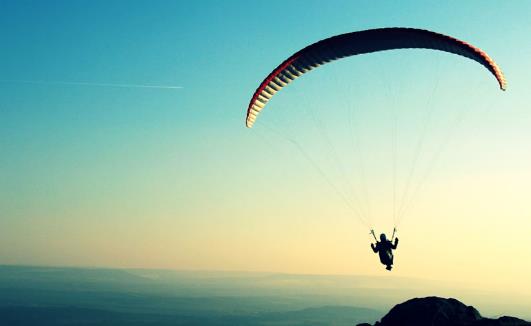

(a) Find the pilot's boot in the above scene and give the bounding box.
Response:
[386,265,392,271]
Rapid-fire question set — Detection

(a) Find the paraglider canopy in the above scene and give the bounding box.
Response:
[246,27,506,128]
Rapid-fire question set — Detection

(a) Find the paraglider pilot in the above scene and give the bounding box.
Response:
[371,231,399,271]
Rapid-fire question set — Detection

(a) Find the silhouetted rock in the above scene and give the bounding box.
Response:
[357,297,530,326]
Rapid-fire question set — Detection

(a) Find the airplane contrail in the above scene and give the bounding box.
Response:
[0,80,183,90]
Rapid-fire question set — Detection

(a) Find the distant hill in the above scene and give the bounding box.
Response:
[0,305,382,326]
[0,265,382,325]
[357,297,530,326]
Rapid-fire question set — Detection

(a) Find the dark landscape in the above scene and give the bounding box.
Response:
[0,266,528,326]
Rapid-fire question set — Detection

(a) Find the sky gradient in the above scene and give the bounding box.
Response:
[1,0,530,300]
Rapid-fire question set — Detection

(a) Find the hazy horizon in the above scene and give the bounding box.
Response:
[0,264,529,321]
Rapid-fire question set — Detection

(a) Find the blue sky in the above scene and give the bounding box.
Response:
[1,1,531,300]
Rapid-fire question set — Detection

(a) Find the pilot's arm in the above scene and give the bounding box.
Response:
[371,243,379,253]
[392,238,399,249]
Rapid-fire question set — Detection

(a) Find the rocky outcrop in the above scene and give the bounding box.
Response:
[358,296,529,326]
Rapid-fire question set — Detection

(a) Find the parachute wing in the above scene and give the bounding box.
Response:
[246,27,506,128]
